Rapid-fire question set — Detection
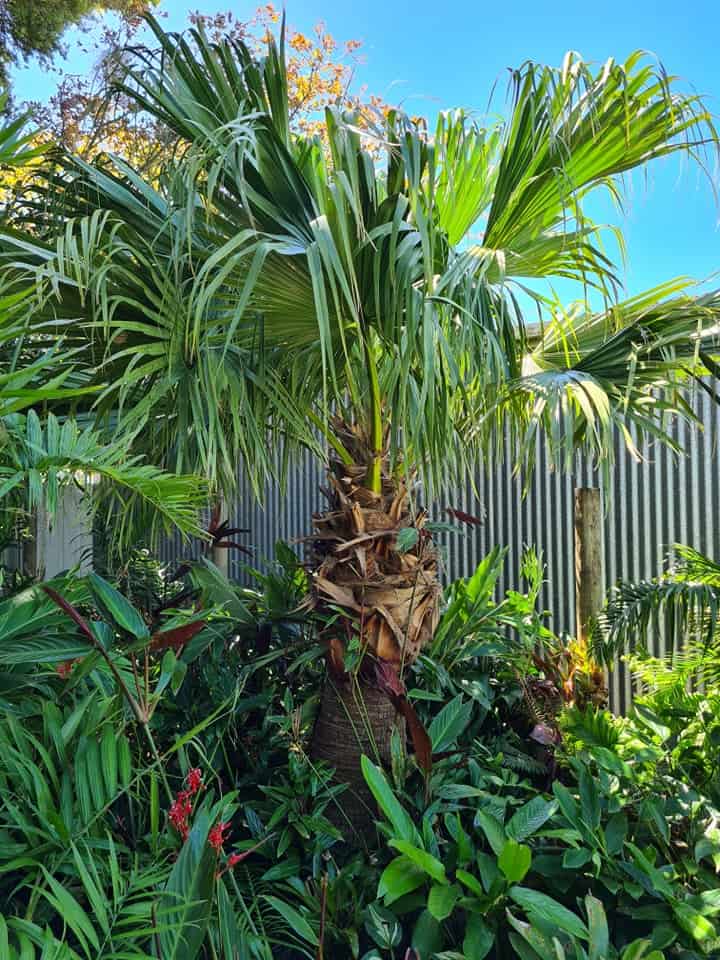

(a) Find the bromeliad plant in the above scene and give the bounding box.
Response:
[5,21,720,834]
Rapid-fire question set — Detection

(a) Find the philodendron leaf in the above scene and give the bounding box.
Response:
[158,804,217,960]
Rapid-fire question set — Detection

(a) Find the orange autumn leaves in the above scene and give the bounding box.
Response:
[16,4,390,186]
[191,4,391,142]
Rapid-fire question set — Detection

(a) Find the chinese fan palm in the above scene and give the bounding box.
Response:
[5,20,720,836]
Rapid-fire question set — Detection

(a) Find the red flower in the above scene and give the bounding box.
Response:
[227,853,243,868]
[208,820,231,851]
[167,770,204,843]
[169,791,194,840]
[186,768,203,795]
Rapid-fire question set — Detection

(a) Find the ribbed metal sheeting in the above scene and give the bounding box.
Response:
[159,390,720,715]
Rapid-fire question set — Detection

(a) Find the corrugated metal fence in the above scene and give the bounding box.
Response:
[159,390,720,713]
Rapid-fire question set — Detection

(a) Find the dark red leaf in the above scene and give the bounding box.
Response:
[150,620,206,652]
[396,696,432,775]
[214,540,252,556]
[373,659,432,776]
[374,658,405,698]
[208,502,222,533]
[446,507,484,527]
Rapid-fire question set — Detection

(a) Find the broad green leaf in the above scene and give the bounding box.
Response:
[579,768,601,831]
[427,883,460,921]
[604,812,627,855]
[498,840,532,883]
[562,848,591,869]
[456,869,485,898]
[378,856,426,905]
[428,695,473,752]
[475,811,506,856]
[361,756,420,844]
[586,894,609,960]
[388,839,447,884]
[87,574,149,640]
[463,914,494,960]
[506,910,558,960]
[412,909,442,959]
[621,940,663,960]
[672,902,716,945]
[506,797,558,842]
[509,886,588,940]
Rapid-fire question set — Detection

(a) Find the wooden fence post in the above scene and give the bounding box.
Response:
[574,487,603,644]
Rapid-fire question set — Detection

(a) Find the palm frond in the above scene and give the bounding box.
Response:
[0,92,44,169]
[490,284,720,483]
[482,51,717,289]
[0,411,207,550]
[592,569,720,666]
[2,21,719,511]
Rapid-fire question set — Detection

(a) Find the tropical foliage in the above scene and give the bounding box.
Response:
[4,19,720,511]
[4,18,720,835]
[1,12,720,959]
[1,550,719,958]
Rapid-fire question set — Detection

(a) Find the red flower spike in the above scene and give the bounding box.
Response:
[186,768,203,795]
[208,820,231,851]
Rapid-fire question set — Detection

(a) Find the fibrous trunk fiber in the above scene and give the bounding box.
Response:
[308,420,441,840]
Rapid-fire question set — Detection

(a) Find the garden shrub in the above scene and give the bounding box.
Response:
[0,546,718,958]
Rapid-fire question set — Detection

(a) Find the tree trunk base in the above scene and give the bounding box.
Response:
[310,675,403,844]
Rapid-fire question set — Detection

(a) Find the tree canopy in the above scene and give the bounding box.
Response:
[0,0,155,92]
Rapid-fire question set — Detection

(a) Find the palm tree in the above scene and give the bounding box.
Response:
[0,93,207,560]
[4,21,720,835]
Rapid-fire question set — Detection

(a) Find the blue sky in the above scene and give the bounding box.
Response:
[12,0,720,300]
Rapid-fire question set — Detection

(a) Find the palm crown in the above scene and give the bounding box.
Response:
[3,18,720,513]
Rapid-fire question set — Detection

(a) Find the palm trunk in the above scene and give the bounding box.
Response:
[311,676,402,841]
[309,419,441,841]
